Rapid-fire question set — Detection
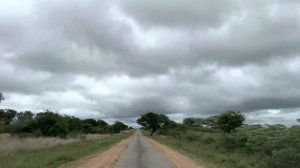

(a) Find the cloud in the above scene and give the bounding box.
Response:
[117,0,237,29]
[0,0,300,125]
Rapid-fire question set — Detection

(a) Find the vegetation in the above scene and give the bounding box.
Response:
[0,133,130,168]
[217,111,245,133]
[0,93,132,167]
[141,111,300,168]
[0,108,129,137]
[137,112,170,135]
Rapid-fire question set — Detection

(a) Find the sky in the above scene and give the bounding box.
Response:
[0,0,300,126]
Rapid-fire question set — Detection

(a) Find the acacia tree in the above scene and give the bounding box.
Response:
[217,111,245,133]
[137,112,169,136]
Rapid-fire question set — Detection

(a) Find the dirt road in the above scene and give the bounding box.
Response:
[114,131,175,168]
[68,130,204,168]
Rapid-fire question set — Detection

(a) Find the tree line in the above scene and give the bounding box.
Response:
[137,111,245,135]
[0,93,129,137]
[0,109,129,137]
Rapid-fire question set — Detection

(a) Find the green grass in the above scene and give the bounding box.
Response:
[0,133,130,168]
[150,134,267,168]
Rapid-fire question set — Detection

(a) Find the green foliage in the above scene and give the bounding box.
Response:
[217,111,245,133]
[152,112,300,168]
[183,116,219,128]
[110,121,128,133]
[137,112,172,135]
[0,109,17,125]
[16,111,34,122]
[0,108,129,137]
[82,119,98,126]
[34,112,68,137]
[183,118,196,126]
[81,123,93,134]
[96,119,108,127]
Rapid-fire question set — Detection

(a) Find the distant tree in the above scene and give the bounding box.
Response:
[297,119,300,123]
[205,115,220,128]
[63,115,82,132]
[164,120,178,128]
[34,111,68,137]
[137,112,170,136]
[217,111,245,133]
[82,119,98,126]
[16,111,34,122]
[0,109,17,125]
[0,93,4,103]
[96,119,108,128]
[111,121,128,133]
[183,118,196,126]
[183,117,216,127]
[81,123,93,134]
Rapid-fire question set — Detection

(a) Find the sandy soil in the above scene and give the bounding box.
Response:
[63,137,132,168]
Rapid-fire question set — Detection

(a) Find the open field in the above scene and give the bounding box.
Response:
[0,133,131,168]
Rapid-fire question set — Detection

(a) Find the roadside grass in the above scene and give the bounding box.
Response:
[0,133,131,168]
[150,133,267,168]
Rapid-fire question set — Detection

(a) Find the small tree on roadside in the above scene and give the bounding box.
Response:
[217,111,245,133]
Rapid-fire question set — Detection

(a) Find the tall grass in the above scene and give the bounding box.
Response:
[0,132,131,168]
[0,134,80,154]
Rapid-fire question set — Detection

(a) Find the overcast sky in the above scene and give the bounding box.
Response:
[1,0,300,126]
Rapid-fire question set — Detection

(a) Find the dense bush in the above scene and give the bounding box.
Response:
[0,109,129,137]
[156,111,300,168]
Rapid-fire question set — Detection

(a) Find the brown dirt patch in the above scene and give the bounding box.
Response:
[63,137,132,168]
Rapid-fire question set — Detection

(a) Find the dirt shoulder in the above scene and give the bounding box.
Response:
[62,137,132,168]
[145,136,205,168]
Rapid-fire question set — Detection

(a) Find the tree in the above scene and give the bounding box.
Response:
[34,111,68,137]
[0,109,17,125]
[217,111,245,133]
[183,118,208,127]
[183,118,196,126]
[204,115,220,128]
[82,119,98,127]
[111,121,128,133]
[96,119,108,128]
[137,112,170,136]
[16,111,34,122]
[0,93,4,103]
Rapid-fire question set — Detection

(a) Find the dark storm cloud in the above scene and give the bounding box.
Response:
[117,0,236,28]
[239,97,300,112]
[0,0,300,125]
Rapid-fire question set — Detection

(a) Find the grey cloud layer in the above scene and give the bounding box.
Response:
[0,0,300,124]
